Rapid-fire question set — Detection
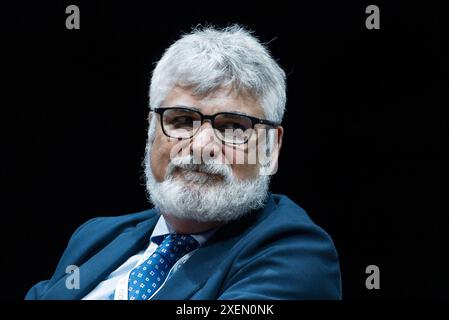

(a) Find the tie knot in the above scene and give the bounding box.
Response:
[155,234,199,264]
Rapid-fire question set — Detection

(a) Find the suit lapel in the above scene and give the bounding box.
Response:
[151,230,239,300]
[42,215,159,300]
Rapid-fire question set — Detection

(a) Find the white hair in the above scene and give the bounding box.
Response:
[149,24,287,123]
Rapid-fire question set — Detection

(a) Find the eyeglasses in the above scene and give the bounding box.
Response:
[153,106,279,145]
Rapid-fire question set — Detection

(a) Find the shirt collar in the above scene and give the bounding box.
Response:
[149,214,219,247]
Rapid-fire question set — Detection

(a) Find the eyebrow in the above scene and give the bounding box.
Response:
[169,104,253,117]
[171,104,200,112]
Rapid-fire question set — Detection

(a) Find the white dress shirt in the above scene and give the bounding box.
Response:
[82,214,218,300]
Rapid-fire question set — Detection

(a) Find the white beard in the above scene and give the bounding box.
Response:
[143,138,270,223]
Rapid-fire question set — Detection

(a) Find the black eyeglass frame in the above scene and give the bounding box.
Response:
[152,106,280,144]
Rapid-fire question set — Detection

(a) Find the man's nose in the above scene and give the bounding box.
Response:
[191,121,220,157]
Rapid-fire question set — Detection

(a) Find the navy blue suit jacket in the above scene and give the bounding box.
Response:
[26,193,342,299]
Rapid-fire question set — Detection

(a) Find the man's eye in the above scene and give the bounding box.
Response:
[219,122,247,131]
[172,116,194,126]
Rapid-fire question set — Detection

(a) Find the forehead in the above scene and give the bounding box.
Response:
[161,85,265,117]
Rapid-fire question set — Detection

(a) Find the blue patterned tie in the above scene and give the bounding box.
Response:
[127,234,199,300]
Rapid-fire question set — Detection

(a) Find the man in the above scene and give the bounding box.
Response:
[26,25,341,300]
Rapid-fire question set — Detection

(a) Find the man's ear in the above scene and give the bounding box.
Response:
[147,110,153,123]
[260,126,284,176]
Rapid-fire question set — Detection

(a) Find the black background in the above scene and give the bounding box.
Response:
[1,1,448,300]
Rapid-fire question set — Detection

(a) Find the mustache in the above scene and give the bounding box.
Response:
[166,155,233,181]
